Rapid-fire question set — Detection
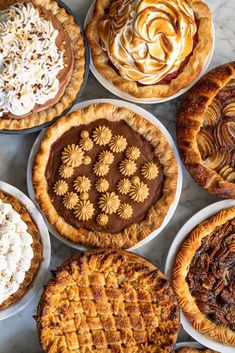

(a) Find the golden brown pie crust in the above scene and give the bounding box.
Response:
[172,206,235,346]
[0,190,42,309]
[36,249,180,353]
[177,62,235,199]
[32,103,178,248]
[0,0,85,131]
[86,0,213,99]
[175,349,218,353]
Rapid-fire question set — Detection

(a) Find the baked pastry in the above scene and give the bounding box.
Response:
[86,0,213,99]
[173,206,235,345]
[0,0,85,131]
[36,249,180,353]
[32,102,178,248]
[175,348,218,353]
[177,62,235,198]
[0,190,42,309]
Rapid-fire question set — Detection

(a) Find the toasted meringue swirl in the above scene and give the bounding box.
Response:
[98,0,197,85]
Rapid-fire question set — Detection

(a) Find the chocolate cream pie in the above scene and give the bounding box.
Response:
[32,103,178,248]
[86,0,213,98]
[173,206,235,345]
[0,0,85,131]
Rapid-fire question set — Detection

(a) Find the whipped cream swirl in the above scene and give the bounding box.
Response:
[99,0,197,84]
[0,198,33,305]
[0,2,64,117]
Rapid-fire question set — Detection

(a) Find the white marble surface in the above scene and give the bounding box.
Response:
[0,0,234,351]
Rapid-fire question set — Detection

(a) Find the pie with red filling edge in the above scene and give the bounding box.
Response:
[86,0,213,98]
[36,249,180,353]
[173,206,235,345]
[32,103,178,249]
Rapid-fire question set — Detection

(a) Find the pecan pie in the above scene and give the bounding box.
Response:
[173,206,235,345]
[0,190,42,309]
[177,62,235,198]
[175,349,218,353]
[36,249,180,353]
[86,0,213,99]
[32,103,178,248]
[0,0,85,131]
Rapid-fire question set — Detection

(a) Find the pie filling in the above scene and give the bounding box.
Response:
[0,2,74,119]
[98,0,198,85]
[186,219,235,331]
[197,78,235,183]
[46,118,164,234]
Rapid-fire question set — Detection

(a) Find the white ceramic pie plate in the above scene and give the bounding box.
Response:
[0,181,50,321]
[175,341,203,349]
[27,98,182,251]
[165,199,235,353]
[84,2,215,104]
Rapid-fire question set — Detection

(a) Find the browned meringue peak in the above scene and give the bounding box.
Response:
[98,0,197,85]
[53,180,68,196]
[61,144,84,167]
[117,178,131,195]
[203,100,222,127]
[141,162,159,180]
[220,165,235,182]
[82,156,92,165]
[96,213,109,226]
[95,178,109,193]
[63,192,79,210]
[73,176,91,193]
[58,164,74,179]
[197,130,215,160]
[98,192,120,214]
[92,126,112,146]
[109,134,127,153]
[117,203,133,219]
[204,150,228,170]
[93,161,110,176]
[74,200,94,221]
[215,118,235,149]
[223,101,235,117]
[126,146,140,161]
[98,151,114,165]
[129,179,149,203]
[119,159,137,176]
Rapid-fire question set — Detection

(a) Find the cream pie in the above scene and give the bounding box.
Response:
[32,103,178,248]
[0,190,42,309]
[178,62,235,198]
[86,0,213,98]
[173,206,235,345]
[0,0,85,131]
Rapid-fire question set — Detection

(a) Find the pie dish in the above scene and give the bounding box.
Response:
[0,0,85,131]
[32,102,178,248]
[36,249,180,353]
[172,206,235,345]
[175,349,217,353]
[177,62,235,198]
[86,0,213,99]
[0,190,42,309]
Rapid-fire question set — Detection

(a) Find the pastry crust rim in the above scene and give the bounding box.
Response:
[172,206,235,346]
[86,0,213,99]
[175,348,217,353]
[32,102,178,249]
[0,0,85,131]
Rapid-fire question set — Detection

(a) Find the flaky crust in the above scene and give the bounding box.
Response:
[175,349,217,353]
[0,0,85,131]
[172,206,235,346]
[32,102,178,249]
[86,0,213,99]
[0,190,42,309]
[177,62,235,198]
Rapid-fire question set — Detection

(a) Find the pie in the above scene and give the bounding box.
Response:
[173,206,235,345]
[32,102,178,248]
[177,62,235,198]
[86,0,213,99]
[36,249,180,353]
[0,190,42,309]
[175,349,218,353]
[0,0,85,131]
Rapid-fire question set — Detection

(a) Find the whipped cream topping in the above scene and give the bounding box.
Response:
[0,198,33,305]
[0,2,64,117]
[99,0,197,85]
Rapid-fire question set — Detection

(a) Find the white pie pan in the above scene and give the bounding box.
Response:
[0,181,50,321]
[27,98,182,251]
[165,199,235,353]
[175,341,204,349]
[84,2,215,104]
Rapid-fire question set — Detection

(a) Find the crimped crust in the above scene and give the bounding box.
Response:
[32,102,178,249]
[172,206,235,346]
[36,249,180,353]
[0,190,42,309]
[177,62,235,198]
[86,0,213,99]
[175,349,217,353]
[0,0,85,131]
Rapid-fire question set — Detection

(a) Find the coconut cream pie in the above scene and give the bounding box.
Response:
[178,62,235,198]
[0,0,85,131]
[0,190,42,309]
[32,103,178,248]
[86,0,213,98]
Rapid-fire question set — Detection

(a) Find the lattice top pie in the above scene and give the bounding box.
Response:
[36,249,180,353]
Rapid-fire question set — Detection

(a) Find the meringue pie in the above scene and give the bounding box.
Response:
[0,0,85,131]
[32,103,178,248]
[86,0,213,98]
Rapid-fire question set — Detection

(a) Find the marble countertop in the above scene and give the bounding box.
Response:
[0,0,234,351]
